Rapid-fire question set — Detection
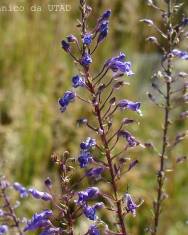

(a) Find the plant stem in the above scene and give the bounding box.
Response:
[152,1,172,234]
[1,188,23,235]
[80,1,127,233]
[85,70,127,235]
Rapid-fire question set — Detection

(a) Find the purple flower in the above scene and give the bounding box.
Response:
[76,187,99,205]
[59,91,76,112]
[124,193,138,217]
[95,10,111,43]
[88,225,100,235]
[24,210,53,232]
[40,227,60,235]
[118,99,141,114]
[118,131,139,147]
[86,167,104,178]
[98,21,108,33]
[13,182,28,198]
[78,150,93,168]
[80,137,96,150]
[98,10,111,24]
[105,52,134,76]
[172,49,188,60]
[83,203,103,221]
[83,205,97,220]
[61,40,70,52]
[86,187,100,198]
[98,29,108,43]
[0,225,8,234]
[97,21,109,43]
[76,191,89,205]
[83,33,92,45]
[67,34,77,43]
[81,53,92,66]
[72,75,85,88]
[28,188,52,201]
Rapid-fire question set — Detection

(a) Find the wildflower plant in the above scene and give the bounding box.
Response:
[142,0,188,234]
[3,0,187,234]
[0,1,143,234]
[58,0,143,234]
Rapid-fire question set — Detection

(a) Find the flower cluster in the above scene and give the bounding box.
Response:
[58,1,142,234]
[0,177,55,235]
[13,182,52,201]
[78,137,96,168]
[1,1,147,235]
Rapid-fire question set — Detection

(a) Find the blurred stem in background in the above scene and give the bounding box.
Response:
[143,0,188,234]
[152,1,172,234]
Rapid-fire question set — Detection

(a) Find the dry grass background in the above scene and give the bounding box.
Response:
[0,0,188,234]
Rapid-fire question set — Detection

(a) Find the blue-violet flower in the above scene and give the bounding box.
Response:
[72,75,85,88]
[61,40,70,52]
[28,188,52,201]
[13,182,28,198]
[124,193,139,217]
[83,33,92,45]
[172,49,188,60]
[88,225,100,235]
[24,210,53,232]
[81,53,92,66]
[80,137,96,150]
[118,99,141,115]
[78,150,93,168]
[0,225,8,234]
[59,91,76,112]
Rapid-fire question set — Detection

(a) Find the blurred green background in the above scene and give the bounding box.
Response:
[0,0,188,234]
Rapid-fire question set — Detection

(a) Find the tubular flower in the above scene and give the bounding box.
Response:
[118,131,140,147]
[72,75,85,88]
[172,49,188,60]
[97,21,109,43]
[76,187,99,205]
[98,10,111,23]
[124,193,139,217]
[28,188,52,201]
[78,150,93,168]
[78,137,96,168]
[81,52,92,66]
[24,210,53,232]
[83,33,93,45]
[80,137,96,150]
[13,182,28,198]
[59,91,76,112]
[66,34,77,43]
[86,167,104,179]
[0,225,8,234]
[83,203,104,221]
[61,40,70,52]
[118,99,141,115]
[105,52,134,76]
[88,225,100,235]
